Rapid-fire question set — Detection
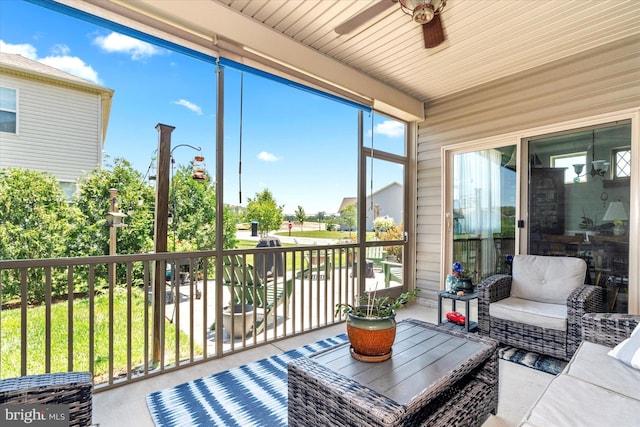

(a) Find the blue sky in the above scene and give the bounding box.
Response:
[0,0,405,215]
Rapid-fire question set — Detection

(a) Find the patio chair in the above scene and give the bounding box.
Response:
[0,372,93,427]
[477,254,603,360]
[365,246,386,268]
[222,255,301,335]
[303,250,334,280]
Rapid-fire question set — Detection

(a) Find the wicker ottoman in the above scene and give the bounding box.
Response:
[0,372,93,427]
[288,319,498,427]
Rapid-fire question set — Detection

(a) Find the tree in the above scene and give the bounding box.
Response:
[245,189,284,238]
[0,168,79,302]
[317,211,325,230]
[68,158,156,289]
[294,205,306,231]
[170,164,237,250]
[72,157,155,258]
[340,204,357,237]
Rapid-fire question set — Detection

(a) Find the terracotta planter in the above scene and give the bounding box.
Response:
[346,308,396,362]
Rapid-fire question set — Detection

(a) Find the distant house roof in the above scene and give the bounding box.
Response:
[338,182,402,212]
[338,197,356,212]
[0,52,114,143]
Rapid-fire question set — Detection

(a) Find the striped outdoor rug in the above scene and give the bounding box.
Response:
[499,345,567,375]
[146,333,349,427]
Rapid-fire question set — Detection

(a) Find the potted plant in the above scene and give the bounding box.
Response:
[445,262,475,294]
[222,303,255,339]
[335,288,418,362]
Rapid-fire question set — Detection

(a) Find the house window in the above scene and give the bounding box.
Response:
[613,148,631,179]
[59,181,77,202]
[551,152,587,184]
[0,87,17,133]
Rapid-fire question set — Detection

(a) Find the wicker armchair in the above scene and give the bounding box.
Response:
[477,255,603,361]
[0,372,93,427]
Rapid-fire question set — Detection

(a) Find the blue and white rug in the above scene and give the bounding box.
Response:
[146,334,348,427]
[499,345,567,375]
[146,334,566,426]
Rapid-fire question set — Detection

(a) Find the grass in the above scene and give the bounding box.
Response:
[0,287,197,381]
[273,229,357,240]
[233,230,371,274]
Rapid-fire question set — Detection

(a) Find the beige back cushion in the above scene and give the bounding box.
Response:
[511,255,587,304]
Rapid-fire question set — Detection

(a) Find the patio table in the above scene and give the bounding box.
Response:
[288,318,498,427]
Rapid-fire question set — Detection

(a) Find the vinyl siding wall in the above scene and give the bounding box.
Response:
[0,73,102,183]
[415,35,640,307]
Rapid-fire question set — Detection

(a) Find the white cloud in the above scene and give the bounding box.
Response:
[0,40,100,84]
[258,151,278,162]
[0,40,37,59]
[374,120,404,138]
[173,99,203,115]
[51,44,70,56]
[40,55,100,84]
[93,32,161,60]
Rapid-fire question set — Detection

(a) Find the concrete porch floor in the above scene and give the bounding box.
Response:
[92,302,554,427]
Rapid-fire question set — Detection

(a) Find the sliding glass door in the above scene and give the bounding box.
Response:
[527,121,631,313]
[448,146,517,282]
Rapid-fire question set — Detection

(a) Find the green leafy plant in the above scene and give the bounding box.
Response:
[335,288,418,318]
[452,262,475,279]
[380,223,404,261]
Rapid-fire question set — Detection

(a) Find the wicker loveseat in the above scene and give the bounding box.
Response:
[0,372,93,427]
[477,254,602,361]
[520,313,640,426]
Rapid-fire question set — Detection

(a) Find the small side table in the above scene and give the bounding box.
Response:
[437,290,478,332]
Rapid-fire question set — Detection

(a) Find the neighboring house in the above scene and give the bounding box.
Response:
[337,182,403,231]
[0,52,114,199]
[365,182,402,231]
[337,197,356,214]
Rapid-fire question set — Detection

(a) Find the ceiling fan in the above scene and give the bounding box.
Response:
[334,0,447,49]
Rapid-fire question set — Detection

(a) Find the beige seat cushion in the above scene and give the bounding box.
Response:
[519,373,640,427]
[511,255,586,304]
[489,297,567,331]
[564,340,640,400]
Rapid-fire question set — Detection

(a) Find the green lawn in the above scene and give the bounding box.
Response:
[273,229,357,240]
[0,287,196,381]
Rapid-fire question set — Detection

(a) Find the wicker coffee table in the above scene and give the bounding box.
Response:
[288,318,498,427]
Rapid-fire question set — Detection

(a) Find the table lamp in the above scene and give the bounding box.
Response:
[602,201,628,236]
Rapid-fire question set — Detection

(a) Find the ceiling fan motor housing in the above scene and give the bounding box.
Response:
[412,4,435,24]
[399,0,447,22]
[337,0,447,49]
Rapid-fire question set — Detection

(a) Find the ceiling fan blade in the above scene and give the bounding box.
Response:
[334,0,397,35]
[422,13,445,48]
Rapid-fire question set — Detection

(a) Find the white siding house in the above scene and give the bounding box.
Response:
[338,182,403,231]
[365,182,403,231]
[0,52,113,198]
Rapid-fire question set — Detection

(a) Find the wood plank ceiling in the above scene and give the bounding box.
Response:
[100,0,640,113]
[215,0,640,103]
